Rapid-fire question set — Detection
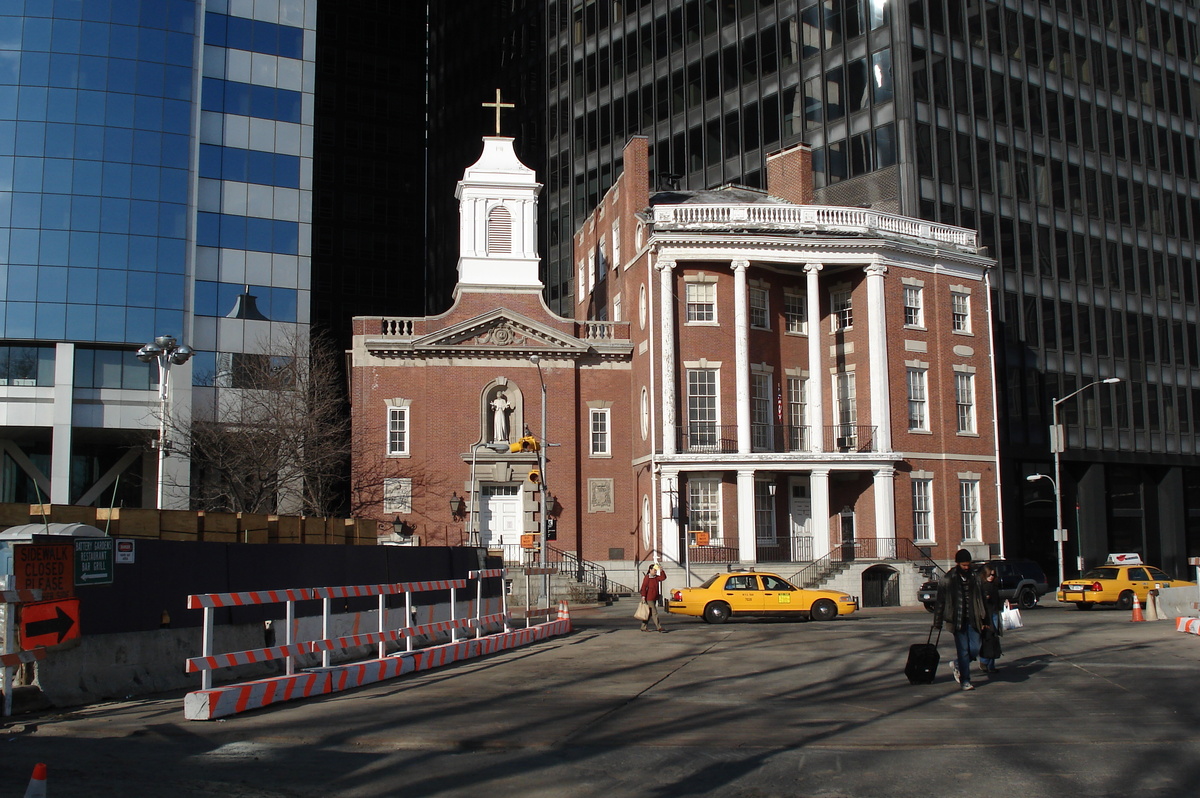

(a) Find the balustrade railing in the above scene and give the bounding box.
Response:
[675,424,874,454]
[823,425,876,453]
[651,204,978,249]
[756,535,814,563]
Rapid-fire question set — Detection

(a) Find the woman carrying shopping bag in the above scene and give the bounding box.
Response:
[638,563,668,633]
[978,563,1003,674]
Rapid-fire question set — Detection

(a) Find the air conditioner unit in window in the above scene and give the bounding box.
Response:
[836,436,857,450]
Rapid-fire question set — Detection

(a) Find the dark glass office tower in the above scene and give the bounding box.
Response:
[545,0,1200,577]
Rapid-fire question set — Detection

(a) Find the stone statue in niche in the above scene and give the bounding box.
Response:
[490,392,512,443]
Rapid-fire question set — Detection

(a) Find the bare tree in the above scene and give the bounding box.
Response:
[180,329,350,516]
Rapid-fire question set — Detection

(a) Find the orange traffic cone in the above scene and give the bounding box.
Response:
[1131,595,1145,622]
[24,763,46,798]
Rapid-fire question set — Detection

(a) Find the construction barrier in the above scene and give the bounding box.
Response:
[2,589,43,718]
[183,568,570,720]
[1175,617,1200,635]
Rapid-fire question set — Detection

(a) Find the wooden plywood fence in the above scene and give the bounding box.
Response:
[6,504,375,545]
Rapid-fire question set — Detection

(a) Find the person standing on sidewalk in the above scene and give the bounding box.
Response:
[978,563,1003,675]
[639,564,668,633]
[933,549,987,691]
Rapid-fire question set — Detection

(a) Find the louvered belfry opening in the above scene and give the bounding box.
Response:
[486,206,513,254]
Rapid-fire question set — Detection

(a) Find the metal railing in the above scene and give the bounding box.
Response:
[678,424,738,454]
[489,543,635,597]
[789,537,906,589]
[756,535,814,563]
[685,543,739,564]
[823,425,877,453]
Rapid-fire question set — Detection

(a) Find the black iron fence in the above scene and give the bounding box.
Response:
[676,424,876,453]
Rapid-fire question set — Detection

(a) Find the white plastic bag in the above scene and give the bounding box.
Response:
[1001,600,1023,631]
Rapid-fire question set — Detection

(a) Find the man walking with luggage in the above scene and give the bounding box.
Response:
[933,549,987,691]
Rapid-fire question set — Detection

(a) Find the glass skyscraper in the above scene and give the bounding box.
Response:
[0,0,314,508]
[538,0,1200,576]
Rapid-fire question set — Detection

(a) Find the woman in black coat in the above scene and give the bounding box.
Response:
[978,563,1003,674]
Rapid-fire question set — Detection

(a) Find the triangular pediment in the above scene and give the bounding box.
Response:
[371,308,591,357]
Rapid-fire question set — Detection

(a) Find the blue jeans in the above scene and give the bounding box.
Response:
[979,612,1000,669]
[953,623,981,684]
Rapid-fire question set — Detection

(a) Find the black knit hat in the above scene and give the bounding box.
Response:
[954,548,972,563]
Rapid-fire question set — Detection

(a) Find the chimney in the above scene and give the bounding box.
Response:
[765,143,815,206]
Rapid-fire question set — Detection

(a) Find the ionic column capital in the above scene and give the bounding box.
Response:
[804,262,824,275]
[731,259,750,272]
[865,262,888,277]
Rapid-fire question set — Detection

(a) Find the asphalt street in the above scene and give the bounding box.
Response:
[3,599,1200,797]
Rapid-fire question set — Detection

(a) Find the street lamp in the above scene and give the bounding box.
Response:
[136,335,194,509]
[1049,377,1120,581]
[1025,473,1061,584]
[530,354,549,604]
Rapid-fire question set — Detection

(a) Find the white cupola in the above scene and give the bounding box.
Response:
[455,137,542,293]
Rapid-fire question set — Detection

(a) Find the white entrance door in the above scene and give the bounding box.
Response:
[480,485,522,548]
[789,479,813,561]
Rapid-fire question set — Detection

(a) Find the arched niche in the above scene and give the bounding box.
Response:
[479,378,525,446]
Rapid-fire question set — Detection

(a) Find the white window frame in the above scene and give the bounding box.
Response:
[912,478,933,543]
[387,406,409,456]
[685,281,717,323]
[787,375,808,451]
[952,291,972,333]
[784,291,808,334]
[383,477,413,515]
[955,371,977,433]
[754,481,776,542]
[751,372,773,451]
[831,288,853,331]
[686,368,720,448]
[688,477,723,546]
[960,479,981,541]
[834,370,857,441]
[590,408,611,456]
[903,285,924,327]
[907,368,928,431]
[749,286,770,329]
[613,292,623,322]
[613,218,622,268]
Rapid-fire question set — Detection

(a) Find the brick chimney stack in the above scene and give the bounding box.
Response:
[765,143,815,205]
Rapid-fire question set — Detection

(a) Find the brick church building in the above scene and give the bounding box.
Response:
[350,133,999,598]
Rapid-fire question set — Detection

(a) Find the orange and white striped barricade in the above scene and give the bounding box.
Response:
[187,588,315,690]
[2,588,42,718]
[521,566,558,628]
[469,568,510,636]
[312,584,394,664]
[392,578,471,645]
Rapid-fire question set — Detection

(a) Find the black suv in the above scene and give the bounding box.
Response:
[919,559,1050,611]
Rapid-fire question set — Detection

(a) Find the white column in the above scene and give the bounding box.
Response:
[865,262,892,453]
[732,260,751,454]
[660,470,681,567]
[50,343,75,504]
[737,469,756,563]
[805,263,824,452]
[658,257,678,455]
[810,468,831,560]
[874,467,897,558]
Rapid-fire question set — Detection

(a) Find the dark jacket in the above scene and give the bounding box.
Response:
[933,566,987,632]
[640,568,666,602]
[981,575,1003,636]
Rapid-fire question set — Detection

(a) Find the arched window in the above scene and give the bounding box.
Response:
[486,206,513,253]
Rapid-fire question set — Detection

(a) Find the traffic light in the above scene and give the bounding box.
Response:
[528,468,541,485]
[509,435,540,453]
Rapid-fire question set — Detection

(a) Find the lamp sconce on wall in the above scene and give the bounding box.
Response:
[448,492,467,519]
[393,516,413,537]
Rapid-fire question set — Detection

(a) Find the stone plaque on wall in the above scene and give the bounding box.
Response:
[588,478,615,513]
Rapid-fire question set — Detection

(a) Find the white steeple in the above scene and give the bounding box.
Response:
[455,136,542,293]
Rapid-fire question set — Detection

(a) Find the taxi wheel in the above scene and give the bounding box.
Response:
[810,599,838,622]
[703,601,731,624]
[1116,591,1135,611]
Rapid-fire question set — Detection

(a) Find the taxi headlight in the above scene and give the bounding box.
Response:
[838,595,855,602]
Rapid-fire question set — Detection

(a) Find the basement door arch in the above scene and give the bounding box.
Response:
[861,564,900,608]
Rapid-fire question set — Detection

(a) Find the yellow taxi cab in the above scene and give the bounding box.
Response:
[666,569,858,623]
[1057,553,1194,610]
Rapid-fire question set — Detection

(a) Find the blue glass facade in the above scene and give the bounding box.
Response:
[0,0,315,508]
[0,0,198,343]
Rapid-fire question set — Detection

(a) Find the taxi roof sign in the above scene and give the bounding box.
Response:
[1106,553,1143,565]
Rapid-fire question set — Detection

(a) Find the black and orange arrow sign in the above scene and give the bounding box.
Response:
[20,598,81,649]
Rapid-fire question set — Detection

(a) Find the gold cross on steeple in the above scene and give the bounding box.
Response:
[482,88,515,136]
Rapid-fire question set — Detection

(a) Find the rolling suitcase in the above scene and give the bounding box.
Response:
[905,626,941,684]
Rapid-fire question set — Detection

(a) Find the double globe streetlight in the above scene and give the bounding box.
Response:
[136,335,194,509]
[1028,376,1121,586]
